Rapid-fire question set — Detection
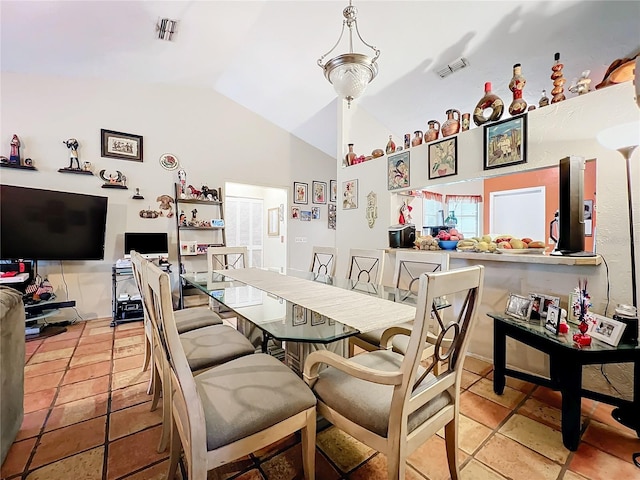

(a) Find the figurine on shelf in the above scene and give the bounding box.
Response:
[99,169,126,187]
[179,210,187,226]
[550,52,566,104]
[568,70,592,96]
[539,89,550,108]
[187,185,202,199]
[63,138,81,170]
[9,134,20,165]
[572,279,594,346]
[132,188,144,200]
[385,135,396,155]
[178,169,187,198]
[508,63,528,115]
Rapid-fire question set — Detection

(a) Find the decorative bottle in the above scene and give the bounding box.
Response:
[441,109,461,137]
[385,135,396,155]
[444,211,458,228]
[473,82,504,126]
[411,131,423,147]
[508,63,528,115]
[539,89,550,107]
[345,144,356,167]
[550,52,566,104]
[424,120,440,142]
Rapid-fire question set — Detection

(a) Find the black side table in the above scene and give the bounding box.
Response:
[488,312,640,451]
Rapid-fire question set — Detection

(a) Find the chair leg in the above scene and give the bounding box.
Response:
[157,375,171,452]
[150,362,162,412]
[300,409,316,480]
[167,419,181,480]
[444,418,461,480]
[146,359,155,395]
[386,445,403,480]
[141,333,151,372]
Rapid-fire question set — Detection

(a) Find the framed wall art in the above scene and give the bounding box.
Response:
[328,203,336,230]
[388,151,410,190]
[330,180,337,202]
[311,207,320,220]
[292,304,307,326]
[312,181,327,204]
[589,314,626,346]
[267,207,279,236]
[293,182,308,204]
[101,129,143,162]
[343,179,358,209]
[483,114,527,170]
[300,210,311,221]
[428,137,457,180]
[291,207,300,219]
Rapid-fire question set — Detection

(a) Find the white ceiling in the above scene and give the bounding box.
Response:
[1,1,639,157]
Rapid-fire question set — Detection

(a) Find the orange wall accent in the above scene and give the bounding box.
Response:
[483,161,596,251]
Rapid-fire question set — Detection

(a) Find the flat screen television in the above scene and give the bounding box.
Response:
[124,232,169,259]
[0,184,108,261]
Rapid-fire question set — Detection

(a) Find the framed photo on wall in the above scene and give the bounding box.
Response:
[483,114,527,170]
[312,181,327,204]
[428,137,457,180]
[328,203,336,229]
[343,179,358,209]
[330,180,337,202]
[293,182,308,204]
[388,151,410,190]
[101,129,143,162]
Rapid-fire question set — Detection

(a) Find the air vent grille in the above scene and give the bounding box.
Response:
[435,57,469,78]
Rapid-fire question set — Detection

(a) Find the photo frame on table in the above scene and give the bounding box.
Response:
[589,314,626,346]
[312,181,327,204]
[267,207,279,236]
[428,137,457,180]
[292,305,307,326]
[101,129,143,162]
[545,305,561,334]
[529,294,544,320]
[483,114,527,170]
[567,292,580,324]
[388,151,410,190]
[541,295,560,318]
[343,179,358,209]
[293,182,308,204]
[505,293,532,321]
[584,199,593,236]
[330,180,337,202]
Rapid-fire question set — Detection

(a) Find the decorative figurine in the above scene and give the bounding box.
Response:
[156,194,174,217]
[178,169,187,198]
[179,210,187,226]
[385,135,396,154]
[539,89,550,107]
[132,188,144,200]
[187,185,202,199]
[568,70,592,95]
[24,158,33,167]
[550,52,566,104]
[9,134,20,165]
[508,63,528,115]
[63,138,81,169]
[99,169,127,188]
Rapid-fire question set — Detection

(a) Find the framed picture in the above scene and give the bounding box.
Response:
[267,207,279,236]
[388,151,410,190]
[567,292,580,324]
[483,114,527,170]
[180,241,197,256]
[541,295,560,318]
[300,210,311,221]
[312,181,327,204]
[311,311,326,326]
[292,305,307,326]
[589,313,627,346]
[293,182,308,204]
[545,305,561,334]
[330,180,337,202]
[101,129,143,162]
[342,179,358,209]
[311,207,320,220]
[291,207,300,219]
[328,204,336,230]
[584,199,593,236]
[529,294,544,320]
[428,137,457,180]
[505,293,532,321]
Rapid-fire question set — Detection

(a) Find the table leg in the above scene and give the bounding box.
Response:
[635,359,640,438]
[559,361,582,451]
[261,332,270,354]
[493,320,506,395]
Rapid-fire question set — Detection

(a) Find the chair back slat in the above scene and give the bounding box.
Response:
[346,248,385,285]
[310,246,337,276]
[393,251,449,300]
[207,246,248,272]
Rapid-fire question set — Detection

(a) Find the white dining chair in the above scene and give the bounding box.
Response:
[346,248,385,285]
[309,246,337,276]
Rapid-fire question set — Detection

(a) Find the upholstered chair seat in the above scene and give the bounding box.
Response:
[313,350,451,437]
[180,324,255,372]
[175,307,223,333]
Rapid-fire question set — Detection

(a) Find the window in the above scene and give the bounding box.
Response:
[423,198,444,227]
[446,201,480,238]
[225,197,263,267]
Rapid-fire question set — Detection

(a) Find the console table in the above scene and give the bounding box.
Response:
[488,312,640,451]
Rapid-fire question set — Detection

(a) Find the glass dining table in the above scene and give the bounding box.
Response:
[179,268,424,372]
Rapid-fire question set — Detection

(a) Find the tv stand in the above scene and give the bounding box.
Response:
[24,299,77,341]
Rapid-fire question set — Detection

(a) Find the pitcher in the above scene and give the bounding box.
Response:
[411,130,423,147]
[424,120,440,142]
[441,109,461,137]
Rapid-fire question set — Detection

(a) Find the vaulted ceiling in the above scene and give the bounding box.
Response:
[1,1,638,157]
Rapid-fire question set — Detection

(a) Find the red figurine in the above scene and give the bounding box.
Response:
[9,134,20,165]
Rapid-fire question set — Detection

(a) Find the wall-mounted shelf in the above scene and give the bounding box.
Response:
[58,168,93,175]
[102,184,128,189]
[179,226,225,231]
[176,198,222,205]
[0,163,37,171]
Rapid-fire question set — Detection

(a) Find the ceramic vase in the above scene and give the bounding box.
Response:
[508,63,528,115]
[424,120,440,142]
[550,52,566,103]
[461,113,471,131]
[385,135,396,155]
[411,131,423,147]
[345,144,356,166]
[441,109,461,137]
[473,82,504,126]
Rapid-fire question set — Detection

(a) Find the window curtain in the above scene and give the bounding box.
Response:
[422,191,444,202]
[445,194,483,204]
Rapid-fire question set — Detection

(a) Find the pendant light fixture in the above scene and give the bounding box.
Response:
[318,1,380,107]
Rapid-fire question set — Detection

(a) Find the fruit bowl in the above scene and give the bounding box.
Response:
[438,240,458,250]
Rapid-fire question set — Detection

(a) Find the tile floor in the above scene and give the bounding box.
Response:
[2,319,639,480]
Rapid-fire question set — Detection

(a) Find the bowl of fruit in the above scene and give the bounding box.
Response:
[438,240,459,250]
[436,229,463,250]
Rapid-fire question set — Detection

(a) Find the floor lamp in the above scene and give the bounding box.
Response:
[597,120,639,465]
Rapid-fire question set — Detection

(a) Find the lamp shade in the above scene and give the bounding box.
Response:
[597,120,640,151]
[325,53,378,102]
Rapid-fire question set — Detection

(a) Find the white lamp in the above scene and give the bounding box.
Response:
[318,1,380,107]
[597,120,640,308]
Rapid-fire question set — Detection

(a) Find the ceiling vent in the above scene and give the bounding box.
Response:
[157,18,178,41]
[435,57,469,79]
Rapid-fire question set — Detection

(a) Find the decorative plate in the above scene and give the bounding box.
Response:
[159,153,179,171]
[496,248,546,254]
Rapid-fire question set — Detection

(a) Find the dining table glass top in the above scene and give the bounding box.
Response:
[179,269,424,344]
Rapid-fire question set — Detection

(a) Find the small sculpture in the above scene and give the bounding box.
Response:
[99,169,126,187]
[539,89,550,108]
[132,188,144,200]
[508,63,528,115]
[550,52,566,104]
[156,195,174,218]
[187,185,202,199]
[63,138,81,169]
[179,210,187,226]
[178,169,187,198]
[568,70,592,96]
[9,134,20,165]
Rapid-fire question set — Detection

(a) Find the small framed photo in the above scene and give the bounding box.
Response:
[545,305,561,334]
[343,179,358,210]
[567,292,580,324]
[101,129,143,162]
[529,294,544,320]
[428,137,457,180]
[541,295,560,318]
[311,311,326,326]
[291,207,300,219]
[312,181,327,204]
[483,114,527,170]
[294,182,308,204]
[330,180,337,202]
[388,151,410,190]
[589,314,627,346]
[292,305,307,326]
[584,199,593,236]
[180,241,197,256]
[328,203,336,230]
[300,210,311,221]
[311,207,320,220]
[267,207,279,236]
[505,293,532,321]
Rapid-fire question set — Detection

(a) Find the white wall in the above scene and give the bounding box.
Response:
[0,72,336,319]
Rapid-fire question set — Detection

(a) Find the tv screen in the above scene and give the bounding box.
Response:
[124,232,169,259]
[0,185,108,261]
